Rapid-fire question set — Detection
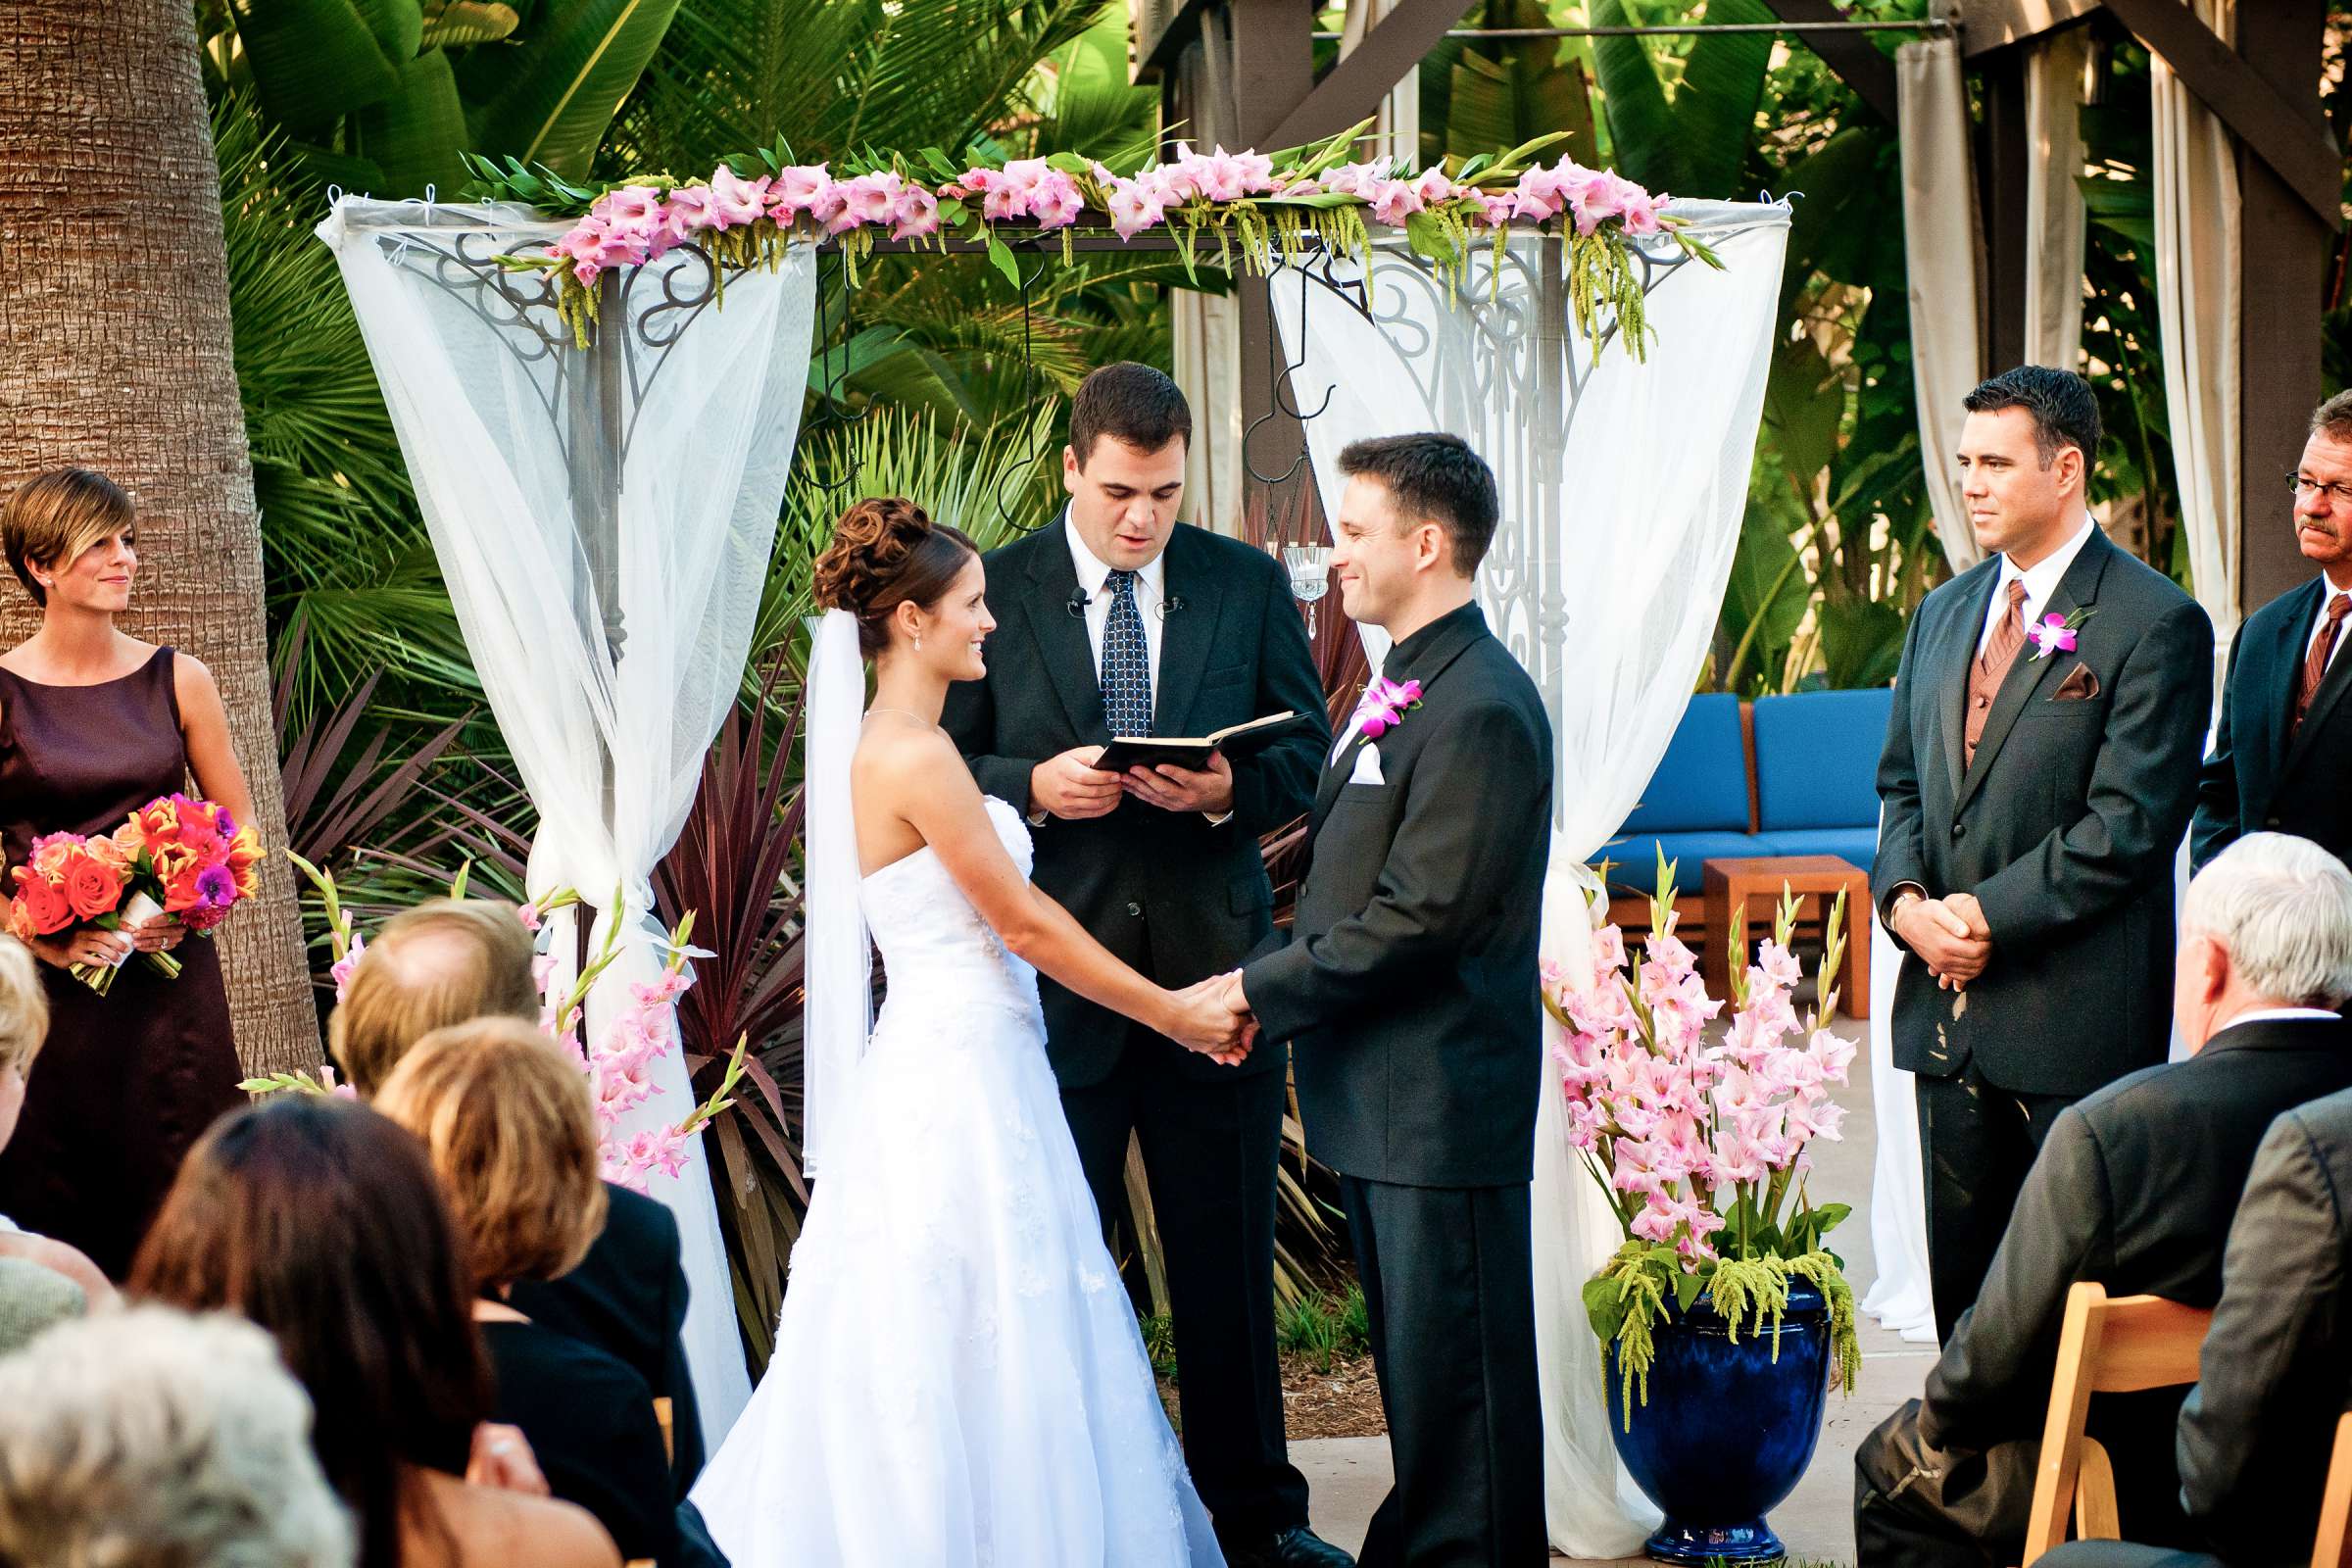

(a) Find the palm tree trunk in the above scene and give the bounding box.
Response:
[0,2,320,1080]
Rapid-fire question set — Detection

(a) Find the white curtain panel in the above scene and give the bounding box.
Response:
[1172,290,1247,537]
[1898,38,1988,574]
[2025,26,2091,369]
[1858,826,1936,1343]
[318,197,820,1448]
[1274,204,1788,1556]
[2153,0,2243,670]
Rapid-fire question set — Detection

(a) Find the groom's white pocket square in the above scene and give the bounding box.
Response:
[1348,744,1385,786]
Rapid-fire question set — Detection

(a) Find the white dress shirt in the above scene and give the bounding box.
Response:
[2306,569,2352,676]
[1065,513,1167,692]
[2229,1007,2346,1027]
[1980,516,2098,654]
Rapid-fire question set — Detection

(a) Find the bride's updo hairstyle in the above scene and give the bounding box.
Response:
[811,497,978,657]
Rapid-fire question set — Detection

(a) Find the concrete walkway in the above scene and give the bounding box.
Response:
[1289,1015,1929,1566]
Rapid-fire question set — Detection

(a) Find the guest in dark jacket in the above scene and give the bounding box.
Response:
[2192,391,2352,873]
[332,899,708,1492]
[1855,833,2352,1568]
[2039,1080,2352,1568]
[381,1018,677,1567]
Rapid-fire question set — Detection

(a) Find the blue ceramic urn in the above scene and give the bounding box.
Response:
[1599,1280,1833,1564]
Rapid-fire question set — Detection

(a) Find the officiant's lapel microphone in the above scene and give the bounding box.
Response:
[1064,583,1188,618]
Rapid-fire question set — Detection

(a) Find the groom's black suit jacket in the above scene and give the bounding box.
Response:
[2191,574,2352,873]
[943,519,1330,1087]
[1874,527,2212,1097]
[1241,602,1553,1189]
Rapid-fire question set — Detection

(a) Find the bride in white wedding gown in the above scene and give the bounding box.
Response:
[691,500,1246,1568]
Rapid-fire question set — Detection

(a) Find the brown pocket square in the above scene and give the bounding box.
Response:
[2050,662,2100,701]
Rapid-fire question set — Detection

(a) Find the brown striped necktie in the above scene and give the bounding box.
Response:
[1965,579,2030,768]
[2296,591,2350,734]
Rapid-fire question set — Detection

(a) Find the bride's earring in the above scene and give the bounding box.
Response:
[914,631,923,650]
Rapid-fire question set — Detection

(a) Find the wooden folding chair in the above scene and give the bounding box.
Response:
[2311,1410,2352,1568]
[654,1395,674,1466]
[2019,1282,2213,1566]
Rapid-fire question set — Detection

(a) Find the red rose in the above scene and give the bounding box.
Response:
[63,854,122,922]
[14,876,72,936]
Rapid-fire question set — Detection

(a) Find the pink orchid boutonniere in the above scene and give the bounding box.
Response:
[1353,676,1424,740]
[2027,606,2096,661]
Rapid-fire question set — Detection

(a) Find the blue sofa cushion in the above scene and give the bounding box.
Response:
[1621,693,1751,835]
[1765,827,1879,876]
[1752,688,1895,832]
[1589,832,1783,897]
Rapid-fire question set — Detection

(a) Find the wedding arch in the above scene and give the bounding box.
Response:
[317,141,1787,1529]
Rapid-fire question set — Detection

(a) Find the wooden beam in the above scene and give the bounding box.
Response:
[2101,0,2341,228]
[1959,0,2103,60]
[1265,0,1476,150]
[1757,0,1900,122]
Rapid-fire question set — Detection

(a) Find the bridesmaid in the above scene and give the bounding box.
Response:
[0,468,251,1278]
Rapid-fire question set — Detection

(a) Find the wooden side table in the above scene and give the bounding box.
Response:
[1700,855,1872,1020]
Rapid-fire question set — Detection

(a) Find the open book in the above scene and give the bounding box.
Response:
[1094,710,1308,773]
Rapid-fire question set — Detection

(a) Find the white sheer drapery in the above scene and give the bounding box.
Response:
[1898,37,1988,574]
[318,197,819,1448]
[1273,205,1788,1557]
[1857,816,1936,1343]
[2025,26,2091,369]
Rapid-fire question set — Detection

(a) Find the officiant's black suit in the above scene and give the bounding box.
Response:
[1242,602,1553,1568]
[1852,1015,2352,1568]
[2191,574,2352,873]
[942,517,1330,1544]
[1875,526,2211,1340]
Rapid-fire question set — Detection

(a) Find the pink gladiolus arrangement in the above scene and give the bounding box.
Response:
[1552,850,1862,1425]
[250,867,749,1195]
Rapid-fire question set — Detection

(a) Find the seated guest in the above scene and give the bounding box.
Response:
[1855,832,2352,1568]
[2039,1080,2352,1568]
[0,1303,352,1567]
[0,934,113,1310]
[378,1018,678,1567]
[131,1098,619,1568]
[332,900,706,1491]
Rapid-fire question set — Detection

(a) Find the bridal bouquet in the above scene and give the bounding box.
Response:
[1550,853,1862,1426]
[6,794,262,995]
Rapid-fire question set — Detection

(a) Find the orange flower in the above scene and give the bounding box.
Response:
[137,799,180,838]
[83,836,128,875]
[28,840,74,879]
[163,866,203,915]
[13,875,72,936]
[225,825,263,870]
[63,854,122,921]
[150,842,197,887]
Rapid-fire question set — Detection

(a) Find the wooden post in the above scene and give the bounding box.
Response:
[1977,45,2032,375]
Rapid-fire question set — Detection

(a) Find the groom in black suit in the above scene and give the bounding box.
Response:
[942,364,1346,1568]
[1230,434,1553,1568]
[2191,390,2352,873]
[1876,366,2212,1342]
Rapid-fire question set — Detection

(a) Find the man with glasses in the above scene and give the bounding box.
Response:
[2192,392,2352,873]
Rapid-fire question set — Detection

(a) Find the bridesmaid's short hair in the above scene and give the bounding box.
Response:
[328,900,540,1097]
[0,937,46,1079]
[375,1017,609,1291]
[1,468,133,608]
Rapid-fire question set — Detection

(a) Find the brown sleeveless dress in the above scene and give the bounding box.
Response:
[0,647,242,1278]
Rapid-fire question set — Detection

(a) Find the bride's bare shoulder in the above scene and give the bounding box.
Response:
[853,718,970,795]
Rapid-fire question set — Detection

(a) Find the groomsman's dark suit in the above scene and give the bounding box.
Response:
[2038,1081,2352,1568]
[2191,572,2352,873]
[942,516,1330,1544]
[1853,1013,2352,1568]
[1242,602,1553,1568]
[1876,524,2212,1340]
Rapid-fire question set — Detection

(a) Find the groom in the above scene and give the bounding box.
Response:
[942,363,1346,1568]
[1226,433,1552,1568]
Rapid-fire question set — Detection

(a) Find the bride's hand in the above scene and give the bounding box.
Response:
[1164,976,1255,1065]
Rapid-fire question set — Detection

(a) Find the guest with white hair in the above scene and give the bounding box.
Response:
[0,931,114,1348]
[1855,833,2352,1568]
[0,1303,353,1568]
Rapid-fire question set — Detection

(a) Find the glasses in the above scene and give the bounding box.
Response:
[2288,472,2352,505]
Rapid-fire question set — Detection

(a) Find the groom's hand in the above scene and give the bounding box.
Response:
[1167,975,1255,1065]
[1121,751,1235,815]
[1031,747,1123,819]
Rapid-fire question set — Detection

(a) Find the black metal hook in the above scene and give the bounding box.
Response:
[1243,261,1335,486]
[805,250,871,498]
[995,242,1058,533]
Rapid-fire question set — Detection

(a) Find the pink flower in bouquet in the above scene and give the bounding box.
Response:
[1473,192,1515,227]
[516,901,543,933]
[606,1128,689,1193]
[999,158,1054,199]
[1570,171,1647,235]
[331,933,367,1004]
[980,176,1031,222]
[1028,171,1086,229]
[1591,923,1628,972]
[890,186,941,241]
[654,184,716,253]
[1510,163,1573,221]
[1318,161,1388,200]
[632,971,691,1010]
[766,166,834,221]
[1785,1089,1845,1145]
[584,218,652,272]
[1410,166,1455,207]
[830,172,902,231]
[1806,1026,1857,1083]
[1617,184,1671,237]
[1756,938,1802,991]
[708,165,771,228]
[1367,177,1425,227]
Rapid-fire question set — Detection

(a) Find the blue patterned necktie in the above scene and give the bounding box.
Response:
[1101,570,1153,738]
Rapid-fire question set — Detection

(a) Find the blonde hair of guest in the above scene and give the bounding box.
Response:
[328,900,540,1098]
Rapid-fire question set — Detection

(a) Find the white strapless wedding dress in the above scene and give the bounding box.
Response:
[690,796,1224,1567]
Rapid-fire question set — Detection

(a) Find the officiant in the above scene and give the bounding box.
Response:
[942,363,1345,1568]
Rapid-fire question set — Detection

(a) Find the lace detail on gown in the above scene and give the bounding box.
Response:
[690,798,1223,1567]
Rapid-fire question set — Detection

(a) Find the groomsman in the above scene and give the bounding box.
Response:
[1231,434,1552,1568]
[941,364,1348,1568]
[1875,366,2213,1342]
[2191,390,2352,872]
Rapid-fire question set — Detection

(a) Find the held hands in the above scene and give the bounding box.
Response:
[1121,751,1236,816]
[1165,971,1257,1066]
[1894,893,1991,990]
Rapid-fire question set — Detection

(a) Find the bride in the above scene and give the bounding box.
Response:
[691,498,1245,1567]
